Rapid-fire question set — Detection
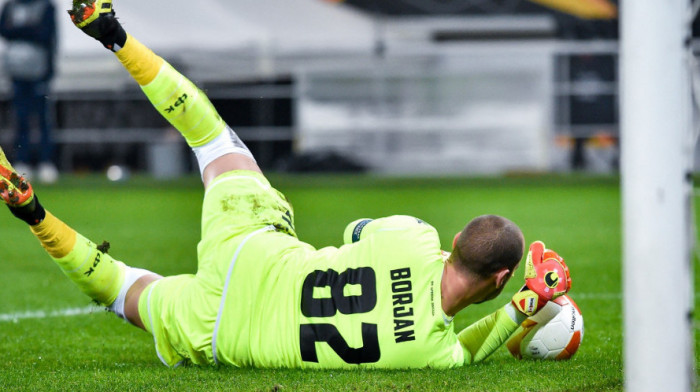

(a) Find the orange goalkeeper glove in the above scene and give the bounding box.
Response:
[511,241,571,316]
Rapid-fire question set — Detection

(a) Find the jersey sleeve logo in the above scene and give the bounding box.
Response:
[351,219,373,243]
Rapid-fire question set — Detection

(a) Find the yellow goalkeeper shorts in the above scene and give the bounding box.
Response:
[137,170,296,366]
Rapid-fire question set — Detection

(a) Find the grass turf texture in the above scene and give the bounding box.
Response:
[0,174,694,391]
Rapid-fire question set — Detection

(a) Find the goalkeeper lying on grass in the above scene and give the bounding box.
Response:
[0,0,571,368]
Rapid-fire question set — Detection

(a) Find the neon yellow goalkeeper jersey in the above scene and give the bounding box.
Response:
[214,215,466,368]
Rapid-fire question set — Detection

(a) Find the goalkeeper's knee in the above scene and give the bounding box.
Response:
[107,266,156,323]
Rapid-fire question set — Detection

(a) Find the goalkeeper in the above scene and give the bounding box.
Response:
[0,0,571,368]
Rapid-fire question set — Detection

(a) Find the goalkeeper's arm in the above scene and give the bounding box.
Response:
[457,303,526,364]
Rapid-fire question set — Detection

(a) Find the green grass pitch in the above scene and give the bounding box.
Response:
[0,174,696,391]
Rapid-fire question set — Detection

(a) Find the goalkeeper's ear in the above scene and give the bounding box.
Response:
[494,267,514,289]
[452,231,461,249]
[473,267,514,305]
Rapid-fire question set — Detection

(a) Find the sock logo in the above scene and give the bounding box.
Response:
[84,252,102,277]
[164,93,188,114]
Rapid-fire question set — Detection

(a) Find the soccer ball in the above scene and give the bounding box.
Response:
[506,295,584,360]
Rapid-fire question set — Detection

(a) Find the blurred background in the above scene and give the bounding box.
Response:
[0,0,679,179]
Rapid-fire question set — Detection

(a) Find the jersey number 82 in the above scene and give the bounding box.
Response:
[299,267,380,364]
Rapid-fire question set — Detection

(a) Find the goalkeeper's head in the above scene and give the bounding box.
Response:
[449,215,524,303]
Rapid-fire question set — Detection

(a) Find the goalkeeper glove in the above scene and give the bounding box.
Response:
[511,241,571,317]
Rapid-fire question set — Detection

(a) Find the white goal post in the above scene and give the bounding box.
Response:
[621,1,695,391]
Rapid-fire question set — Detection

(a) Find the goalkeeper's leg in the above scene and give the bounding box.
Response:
[0,146,160,329]
[69,0,260,188]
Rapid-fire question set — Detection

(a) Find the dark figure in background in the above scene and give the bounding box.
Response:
[0,0,58,183]
[571,137,587,171]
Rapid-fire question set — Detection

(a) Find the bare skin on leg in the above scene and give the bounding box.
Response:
[202,153,262,190]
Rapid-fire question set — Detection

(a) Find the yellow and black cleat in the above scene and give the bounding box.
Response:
[0,147,34,208]
[68,0,126,52]
[68,0,113,29]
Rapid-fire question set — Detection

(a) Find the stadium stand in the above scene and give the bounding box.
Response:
[0,0,621,174]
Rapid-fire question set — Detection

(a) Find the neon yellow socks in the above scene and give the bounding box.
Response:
[115,34,226,147]
[30,211,125,306]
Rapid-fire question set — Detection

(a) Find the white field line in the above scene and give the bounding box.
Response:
[570,292,700,300]
[0,305,102,323]
[573,292,622,300]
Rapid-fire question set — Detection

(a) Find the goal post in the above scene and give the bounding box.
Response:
[621,1,695,391]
